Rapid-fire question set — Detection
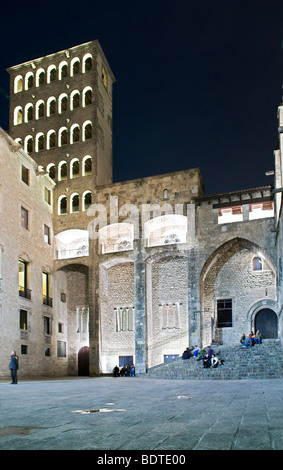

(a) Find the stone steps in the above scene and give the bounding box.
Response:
[146,339,283,380]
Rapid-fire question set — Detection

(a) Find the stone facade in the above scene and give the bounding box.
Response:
[0,40,282,378]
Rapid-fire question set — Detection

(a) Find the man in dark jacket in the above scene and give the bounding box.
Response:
[9,351,19,384]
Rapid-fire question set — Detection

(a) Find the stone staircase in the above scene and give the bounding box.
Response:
[146,339,283,380]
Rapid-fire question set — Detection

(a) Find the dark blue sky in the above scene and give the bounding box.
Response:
[0,0,282,195]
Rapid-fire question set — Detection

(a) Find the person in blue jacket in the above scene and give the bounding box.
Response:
[9,351,19,384]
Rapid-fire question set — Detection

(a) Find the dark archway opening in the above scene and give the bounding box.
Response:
[78,346,89,376]
[255,309,278,339]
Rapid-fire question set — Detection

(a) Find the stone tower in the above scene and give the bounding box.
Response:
[7,40,115,225]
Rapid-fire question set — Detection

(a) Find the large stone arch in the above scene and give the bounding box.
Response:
[200,237,277,346]
[99,257,134,373]
[145,250,189,368]
[55,262,90,375]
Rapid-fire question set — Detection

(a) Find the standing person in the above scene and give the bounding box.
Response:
[9,351,19,384]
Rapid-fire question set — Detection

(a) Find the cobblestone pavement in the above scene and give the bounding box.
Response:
[1,376,283,452]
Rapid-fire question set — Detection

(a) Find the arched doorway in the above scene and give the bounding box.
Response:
[78,346,89,376]
[255,309,278,339]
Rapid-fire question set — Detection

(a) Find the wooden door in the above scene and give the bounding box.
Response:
[78,346,89,376]
[255,309,278,339]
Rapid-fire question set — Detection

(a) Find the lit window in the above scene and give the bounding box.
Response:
[253,257,263,271]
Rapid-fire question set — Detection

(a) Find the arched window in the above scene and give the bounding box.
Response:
[82,53,92,72]
[163,189,168,200]
[25,72,34,90]
[47,163,56,180]
[253,257,263,271]
[24,103,33,123]
[58,93,68,113]
[58,127,68,147]
[24,135,33,153]
[36,100,45,119]
[82,87,92,107]
[71,193,79,213]
[101,67,107,88]
[59,61,68,80]
[58,161,67,181]
[47,97,56,116]
[14,106,23,125]
[58,195,67,215]
[70,90,80,110]
[14,75,23,93]
[83,191,92,211]
[82,156,92,176]
[35,132,45,152]
[70,158,80,179]
[47,65,56,83]
[47,130,56,149]
[70,124,80,144]
[70,58,80,76]
[36,68,45,87]
[83,121,92,141]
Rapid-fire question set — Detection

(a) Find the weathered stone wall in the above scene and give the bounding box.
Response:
[0,130,69,378]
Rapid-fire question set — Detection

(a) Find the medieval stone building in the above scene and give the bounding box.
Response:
[0,40,282,378]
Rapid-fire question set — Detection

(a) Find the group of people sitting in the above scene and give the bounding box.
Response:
[113,364,135,377]
[182,345,224,369]
[240,330,262,348]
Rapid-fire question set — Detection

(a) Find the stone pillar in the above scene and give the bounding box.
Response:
[88,239,100,376]
[188,248,202,347]
[134,237,146,374]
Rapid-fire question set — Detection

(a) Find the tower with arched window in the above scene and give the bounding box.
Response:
[7,40,115,222]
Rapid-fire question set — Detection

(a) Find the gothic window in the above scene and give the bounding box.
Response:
[115,307,134,332]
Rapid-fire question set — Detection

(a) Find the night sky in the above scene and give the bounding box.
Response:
[0,0,282,195]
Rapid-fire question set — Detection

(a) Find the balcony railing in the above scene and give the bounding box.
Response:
[19,286,32,299]
[43,295,53,307]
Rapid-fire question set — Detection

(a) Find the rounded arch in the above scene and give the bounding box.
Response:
[200,237,277,346]
[14,75,23,93]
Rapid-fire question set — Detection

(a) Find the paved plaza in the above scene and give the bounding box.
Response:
[1,375,283,452]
